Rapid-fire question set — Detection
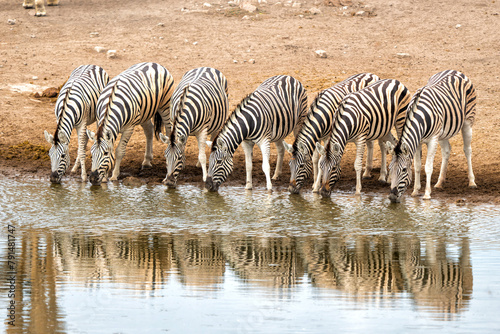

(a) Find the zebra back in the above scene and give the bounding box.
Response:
[95,62,174,143]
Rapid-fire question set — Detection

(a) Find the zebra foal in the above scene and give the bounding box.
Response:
[316,79,411,197]
[283,73,380,194]
[205,75,308,192]
[44,65,109,183]
[386,70,477,202]
[159,67,229,188]
[87,62,175,185]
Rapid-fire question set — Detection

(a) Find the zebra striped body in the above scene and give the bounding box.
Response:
[387,70,477,202]
[317,79,411,197]
[159,67,229,187]
[87,62,175,185]
[284,73,380,194]
[23,0,59,16]
[206,75,308,192]
[44,65,109,183]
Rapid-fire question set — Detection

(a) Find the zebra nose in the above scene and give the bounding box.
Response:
[389,188,400,203]
[50,171,61,184]
[288,180,300,194]
[205,177,218,192]
[89,171,101,186]
[164,175,177,188]
[320,183,331,198]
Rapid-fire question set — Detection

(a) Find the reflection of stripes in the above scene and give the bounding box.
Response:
[88,62,174,185]
[44,65,109,183]
[206,75,308,191]
[286,73,380,194]
[318,79,411,197]
[162,67,229,186]
[388,70,477,201]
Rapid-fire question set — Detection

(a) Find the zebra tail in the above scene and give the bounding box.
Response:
[153,112,163,141]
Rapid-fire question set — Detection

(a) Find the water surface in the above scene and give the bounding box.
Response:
[1,178,500,333]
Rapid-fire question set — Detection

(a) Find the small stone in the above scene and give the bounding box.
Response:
[249,59,256,64]
[314,50,327,58]
[94,46,106,53]
[396,52,411,58]
[241,3,257,12]
[7,19,16,25]
[455,24,462,29]
[233,60,238,63]
[42,87,59,98]
[292,2,302,8]
[355,10,366,16]
[203,2,212,7]
[157,22,165,26]
[107,50,117,58]
[193,41,198,45]
[90,32,99,38]
[32,76,38,80]
[31,35,36,38]
[309,7,321,14]
[242,15,250,20]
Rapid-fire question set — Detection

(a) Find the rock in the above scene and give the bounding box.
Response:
[396,52,411,58]
[122,176,145,187]
[242,15,251,20]
[203,2,212,7]
[249,59,256,64]
[355,10,366,16]
[157,22,165,26]
[7,19,16,25]
[314,50,327,58]
[94,46,106,53]
[90,32,99,38]
[241,3,257,12]
[309,7,321,14]
[455,24,462,29]
[292,2,302,8]
[42,87,59,98]
[107,50,117,58]
[32,76,38,80]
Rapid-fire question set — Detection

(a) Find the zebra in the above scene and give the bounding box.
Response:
[386,70,477,202]
[159,67,229,188]
[44,65,109,183]
[283,73,380,194]
[316,79,411,197]
[86,62,175,185]
[205,75,308,192]
[23,0,59,16]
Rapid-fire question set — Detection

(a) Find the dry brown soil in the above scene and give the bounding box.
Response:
[1,0,499,203]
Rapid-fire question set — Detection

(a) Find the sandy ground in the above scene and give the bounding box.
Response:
[1,0,499,203]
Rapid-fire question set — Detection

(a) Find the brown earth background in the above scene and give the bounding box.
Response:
[1,0,499,203]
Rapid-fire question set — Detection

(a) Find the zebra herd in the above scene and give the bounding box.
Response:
[44,62,477,202]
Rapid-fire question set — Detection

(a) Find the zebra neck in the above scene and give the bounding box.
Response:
[295,131,317,156]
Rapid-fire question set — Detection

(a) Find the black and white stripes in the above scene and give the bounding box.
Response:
[387,70,477,202]
[316,79,411,197]
[284,73,380,194]
[44,64,109,183]
[159,67,229,187]
[87,62,175,185]
[205,75,308,191]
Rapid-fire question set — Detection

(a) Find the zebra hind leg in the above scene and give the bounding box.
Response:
[141,120,154,169]
[23,0,35,8]
[34,0,46,16]
[434,139,451,189]
[362,140,374,180]
[110,128,134,181]
[242,141,255,190]
[462,121,477,188]
[272,140,285,180]
[423,138,439,200]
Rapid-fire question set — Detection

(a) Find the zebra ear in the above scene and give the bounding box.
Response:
[44,130,54,145]
[332,142,341,154]
[206,141,213,149]
[159,133,170,145]
[283,141,294,154]
[401,142,410,156]
[86,130,96,142]
[316,142,326,156]
[385,141,395,155]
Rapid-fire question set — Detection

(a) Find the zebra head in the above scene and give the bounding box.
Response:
[387,141,413,203]
[44,130,70,183]
[160,132,187,188]
[87,129,115,186]
[206,137,233,192]
[317,140,343,198]
[285,141,313,194]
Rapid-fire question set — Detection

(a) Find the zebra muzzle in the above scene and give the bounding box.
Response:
[163,175,177,188]
[205,176,219,192]
[389,187,401,203]
[50,171,61,184]
[89,171,101,186]
[320,184,331,198]
[288,180,301,194]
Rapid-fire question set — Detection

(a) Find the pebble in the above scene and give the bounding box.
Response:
[315,50,327,58]
[249,59,256,64]
[7,19,16,25]
[309,7,321,15]
[90,32,99,38]
[241,3,257,12]
[94,46,106,53]
[107,50,117,59]
[396,52,411,58]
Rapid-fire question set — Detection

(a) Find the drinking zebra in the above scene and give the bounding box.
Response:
[386,70,477,202]
[87,62,175,185]
[44,65,109,183]
[283,73,380,194]
[316,79,411,197]
[159,67,229,188]
[23,0,59,16]
[205,75,308,192]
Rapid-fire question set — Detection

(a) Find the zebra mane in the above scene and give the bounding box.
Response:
[53,87,72,145]
[96,80,119,144]
[395,88,424,154]
[211,93,253,151]
[171,85,190,143]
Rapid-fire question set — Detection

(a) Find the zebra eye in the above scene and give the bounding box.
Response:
[104,151,109,156]
[216,159,222,164]
[61,154,66,159]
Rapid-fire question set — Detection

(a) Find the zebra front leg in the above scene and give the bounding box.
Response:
[141,120,154,169]
[354,139,366,195]
[411,145,423,197]
[312,166,322,193]
[241,141,255,190]
[34,0,46,16]
[362,140,374,179]
[423,138,439,200]
[258,140,273,191]
[462,121,477,188]
[110,128,134,181]
[196,129,209,182]
[74,124,90,182]
[311,148,320,190]
[272,140,285,180]
[47,0,60,5]
[377,136,392,183]
[435,139,451,189]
